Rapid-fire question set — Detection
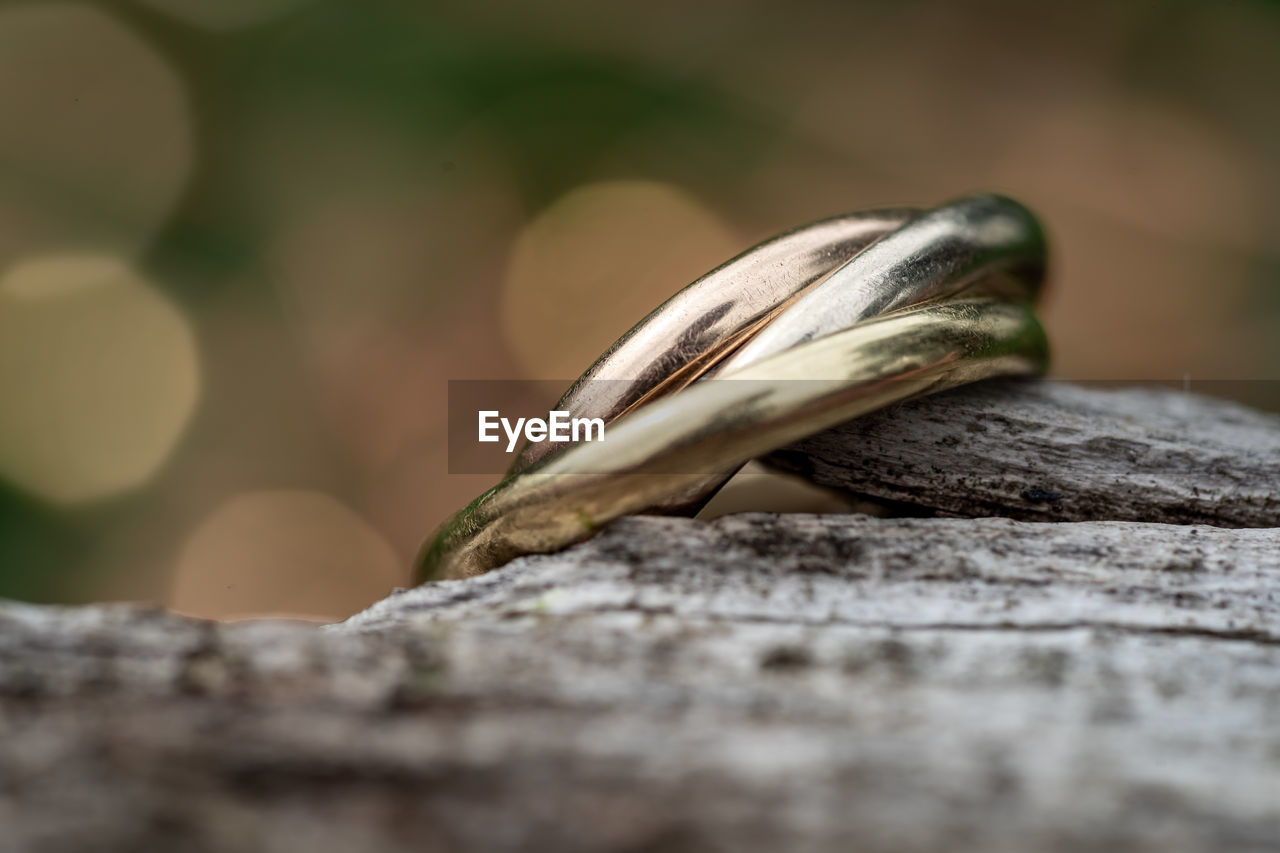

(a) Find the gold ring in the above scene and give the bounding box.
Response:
[418,195,1049,582]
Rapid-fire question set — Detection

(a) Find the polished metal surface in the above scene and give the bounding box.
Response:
[513,194,1044,472]
[717,194,1045,373]
[511,207,916,472]
[418,195,1051,582]
[420,298,1047,581]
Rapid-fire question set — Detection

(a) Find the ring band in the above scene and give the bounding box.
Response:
[718,194,1044,373]
[512,194,1043,472]
[510,207,917,473]
[418,195,1050,582]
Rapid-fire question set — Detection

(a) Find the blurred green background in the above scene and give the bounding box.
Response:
[0,0,1277,620]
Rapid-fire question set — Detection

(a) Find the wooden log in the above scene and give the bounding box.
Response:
[767,379,1280,527]
[1,381,1278,852]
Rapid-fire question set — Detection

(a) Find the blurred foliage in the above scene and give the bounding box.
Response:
[130,0,775,292]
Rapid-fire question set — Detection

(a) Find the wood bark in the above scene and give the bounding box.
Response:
[1,380,1278,853]
[766,379,1280,527]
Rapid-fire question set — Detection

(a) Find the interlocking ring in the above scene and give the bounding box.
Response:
[418,194,1049,581]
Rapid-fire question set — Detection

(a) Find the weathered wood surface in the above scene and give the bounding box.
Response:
[767,380,1280,527]
[1,381,1279,853]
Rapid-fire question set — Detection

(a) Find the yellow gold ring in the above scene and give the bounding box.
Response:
[418,194,1050,582]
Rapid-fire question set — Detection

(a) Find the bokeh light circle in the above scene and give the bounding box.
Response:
[0,255,200,504]
[170,490,404,620]
[0,3,192,268]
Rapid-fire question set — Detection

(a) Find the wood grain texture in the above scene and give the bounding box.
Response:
[1,382,1278,853]
[766,379,1280,527]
